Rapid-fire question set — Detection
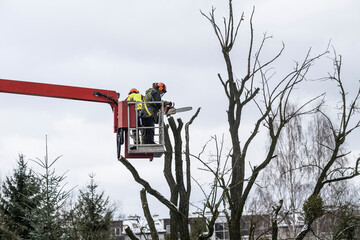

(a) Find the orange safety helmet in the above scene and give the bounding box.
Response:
[128,88,139,95]
[155,82,167,93]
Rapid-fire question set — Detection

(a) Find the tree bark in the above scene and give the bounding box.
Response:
[124,226,140,240]
[271,200,283,240]
[164,124,180,240]
[168,117,190,240]
[140,189,159,240]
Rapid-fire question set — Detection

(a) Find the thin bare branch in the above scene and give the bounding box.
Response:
[118,156,180,215]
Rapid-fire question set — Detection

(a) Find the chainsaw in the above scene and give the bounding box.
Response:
[164,106,192,116]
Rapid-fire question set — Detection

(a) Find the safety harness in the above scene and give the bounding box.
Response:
[140,104,153,118]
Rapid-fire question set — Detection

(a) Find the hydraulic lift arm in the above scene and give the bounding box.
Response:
[0,78,120,132]
[0,78,164,160]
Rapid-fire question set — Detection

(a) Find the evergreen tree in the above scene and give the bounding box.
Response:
[28,141,71,240]
[72,173,115,240]
[0,154,41,239]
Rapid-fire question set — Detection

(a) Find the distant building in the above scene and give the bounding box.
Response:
[111,215,166,240]
[111,207,360,240]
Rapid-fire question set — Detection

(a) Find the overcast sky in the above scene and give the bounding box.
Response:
[0,0,359,218]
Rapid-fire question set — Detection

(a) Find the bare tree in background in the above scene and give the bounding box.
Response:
[250,105,312,238]
[294,53,360,240]
[201,1,327,239]
[253,99,359,239]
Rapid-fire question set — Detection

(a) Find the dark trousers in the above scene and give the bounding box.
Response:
[141,117,155,144]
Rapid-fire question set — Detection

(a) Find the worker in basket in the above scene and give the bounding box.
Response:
[126,88,144,109]
[140,82,172,144]
[126,88,144,146]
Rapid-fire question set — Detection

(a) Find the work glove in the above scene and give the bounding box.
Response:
[164,102,174,116]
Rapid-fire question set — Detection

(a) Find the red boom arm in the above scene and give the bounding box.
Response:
[0,78,163,160]
[0,78,120,132]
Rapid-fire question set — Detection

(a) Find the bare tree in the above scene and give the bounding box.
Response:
[118,109,200,240]
[201,1,326,239]
[191,135,230,239]
[252,98,360,239]
[294,53,360,240]
[251,105,316,238]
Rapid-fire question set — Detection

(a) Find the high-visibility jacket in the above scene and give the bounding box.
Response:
[126,93,144,111]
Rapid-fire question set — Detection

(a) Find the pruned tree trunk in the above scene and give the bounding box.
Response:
[164,117,190,240]
[124,226,139,240]
[140,189,159,240]
[164,123,180,240]
[271,200,283,240]
[119,108,200,240]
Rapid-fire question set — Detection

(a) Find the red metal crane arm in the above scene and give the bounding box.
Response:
[0,78,120,132]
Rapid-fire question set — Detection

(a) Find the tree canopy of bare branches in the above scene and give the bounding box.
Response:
[201,1,359,239]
